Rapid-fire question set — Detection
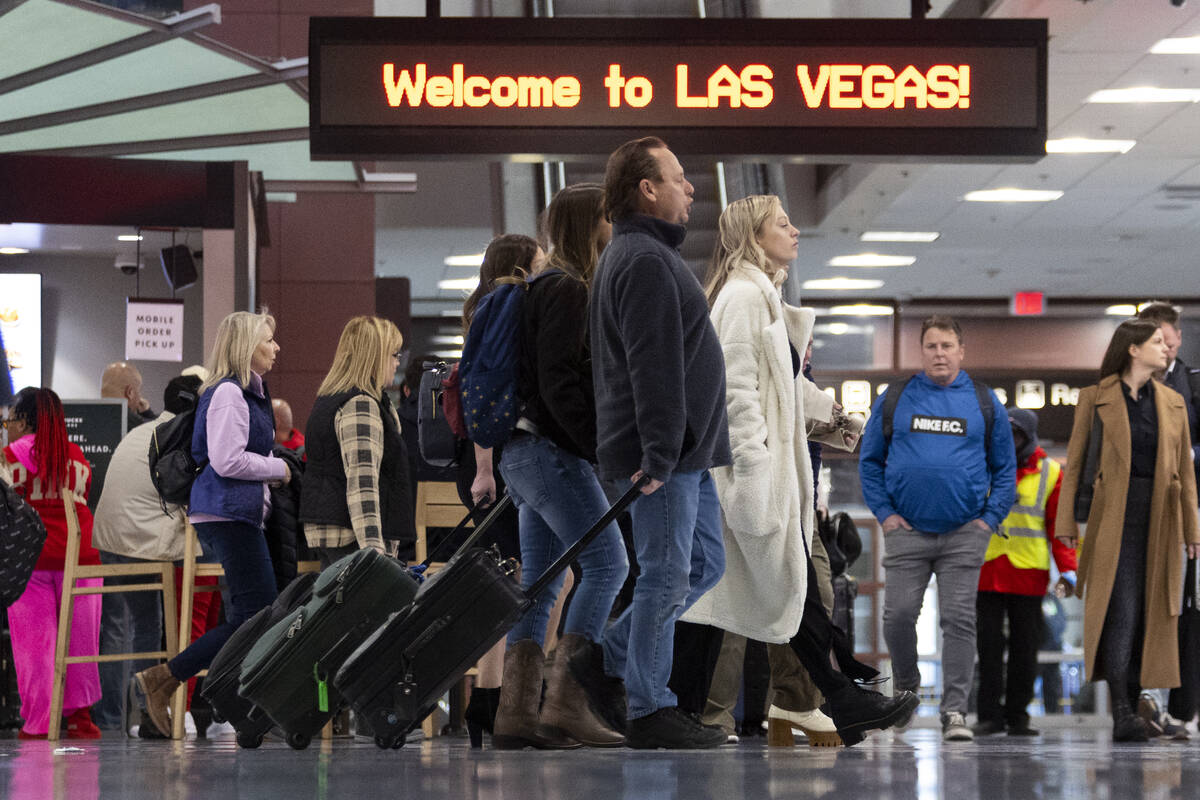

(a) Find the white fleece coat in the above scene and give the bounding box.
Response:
[681,265,834,643]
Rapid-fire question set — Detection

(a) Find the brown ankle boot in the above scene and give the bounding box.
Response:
[541,634,624,747]
[492,640,580,750]
[135,663,180,738]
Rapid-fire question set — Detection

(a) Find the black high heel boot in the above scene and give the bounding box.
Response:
[1111,684,1149,743]
[464,687,501,748]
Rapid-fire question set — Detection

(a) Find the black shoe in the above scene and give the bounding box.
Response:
[136,710,169,740]
[464,687,500,749]
[626,707,727,750]
[1006,723,1039,737]
[827,686,920,747]
[1113,712,1150,743]
[971,718,1005,737]
[567,641,627,734]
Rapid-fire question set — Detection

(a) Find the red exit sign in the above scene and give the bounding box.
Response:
[310,17,1047,160]
[1011,292,1045,316]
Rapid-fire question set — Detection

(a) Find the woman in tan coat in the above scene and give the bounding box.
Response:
[1056,319,1200,741]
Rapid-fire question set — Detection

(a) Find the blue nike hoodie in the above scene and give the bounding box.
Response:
[858,370,1016,534]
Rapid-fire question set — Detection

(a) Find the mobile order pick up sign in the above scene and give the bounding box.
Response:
[126,298,184,362]
[310,16,1047,161]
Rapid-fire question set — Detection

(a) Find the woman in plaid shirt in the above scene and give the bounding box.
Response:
[301,316,414,565]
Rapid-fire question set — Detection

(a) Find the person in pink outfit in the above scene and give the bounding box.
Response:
[2,386,103,739]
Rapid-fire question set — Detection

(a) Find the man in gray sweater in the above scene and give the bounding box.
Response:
[578,136,730,749]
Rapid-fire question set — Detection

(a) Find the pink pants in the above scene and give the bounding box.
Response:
[6,570,102,735]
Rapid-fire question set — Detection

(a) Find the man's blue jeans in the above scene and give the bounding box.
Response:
[93,551,164,730]
[499,434,628,646]
[601,470,724,720]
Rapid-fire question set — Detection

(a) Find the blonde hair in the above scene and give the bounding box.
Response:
[200,310,276,394]
[317,316,404,398]
[703,195,786,307]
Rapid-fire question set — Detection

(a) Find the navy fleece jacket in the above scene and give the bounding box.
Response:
[589,214,731,483]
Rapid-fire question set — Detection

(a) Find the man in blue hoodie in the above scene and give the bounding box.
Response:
[859,315,1016,743]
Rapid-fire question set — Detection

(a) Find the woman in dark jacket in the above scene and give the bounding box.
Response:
[1056,319,1200,741]
[135,311,289,737]
[490,184,629,750]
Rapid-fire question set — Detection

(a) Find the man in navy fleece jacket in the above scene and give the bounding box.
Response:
[859,315,1015,743]
[585,136,731,750]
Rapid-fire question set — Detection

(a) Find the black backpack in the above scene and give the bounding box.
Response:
[148,408,206,515]
[417,361,460,468]
[0,480,47,609]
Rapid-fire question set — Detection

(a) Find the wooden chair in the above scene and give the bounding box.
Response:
[170,523,225,739]
[414,480,472,564]
[413,480,479,738]
[48,491,180,740]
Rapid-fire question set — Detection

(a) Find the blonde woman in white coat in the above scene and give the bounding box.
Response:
[679,195,917,747]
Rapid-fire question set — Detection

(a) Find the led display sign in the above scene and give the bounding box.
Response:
[310,17,1047,161]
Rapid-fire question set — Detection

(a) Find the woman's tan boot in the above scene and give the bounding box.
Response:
[135,664,180,738]
[541,634,625,747]
[491,640,581,750]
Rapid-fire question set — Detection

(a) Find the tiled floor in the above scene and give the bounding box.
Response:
[2,726,1199,799]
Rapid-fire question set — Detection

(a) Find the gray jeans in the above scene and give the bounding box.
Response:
[882,523,992,715]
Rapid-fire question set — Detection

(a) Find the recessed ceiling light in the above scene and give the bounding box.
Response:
[443,253,485,267]
[964,189,1064,203]
[0,247,30,255]
[1046,138,1136,154]
[438,277,480,291]
[802,277,885,291]
[1087,87,1200,103]
[828,304,895,316]
[828,253,916,268]
[1106,304,1137,316]
[117,234,143,242]
[430,335,465,345]
[860,231,939,243]
[1151,36,1200,54]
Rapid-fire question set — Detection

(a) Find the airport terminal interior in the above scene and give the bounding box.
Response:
[5,0,1200,798]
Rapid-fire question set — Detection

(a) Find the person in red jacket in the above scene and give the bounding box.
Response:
[973,407,1077,737]
[2,386,103,739]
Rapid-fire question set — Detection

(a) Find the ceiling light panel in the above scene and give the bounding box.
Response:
[828,304,895,316]
[828,253,916,268]
[860,231,940,243]
[1046,138,1136,154]
[1087,87,1200,104]
[802,277,885,291]
[964,189,1064,202]
[1150,37,1200,54]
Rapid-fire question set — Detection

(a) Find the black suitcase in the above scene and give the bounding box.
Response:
[200,571,318,748]
[237,547,421,749]
[334,478,646,749]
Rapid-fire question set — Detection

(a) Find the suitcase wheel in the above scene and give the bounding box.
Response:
[374,734,405,750]
[286,731,311,751]
[210,708,226,725]
[236,731,263,749]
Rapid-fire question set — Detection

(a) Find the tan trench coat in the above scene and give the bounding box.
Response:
[1055,373,1200,687]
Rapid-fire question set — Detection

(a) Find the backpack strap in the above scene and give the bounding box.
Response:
[879,375,913,460]
[971,379,995,464]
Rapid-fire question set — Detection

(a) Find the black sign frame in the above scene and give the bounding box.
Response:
[61,398,128,511]
[309,16,1047,162]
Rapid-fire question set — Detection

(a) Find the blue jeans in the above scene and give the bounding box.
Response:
[499,434,629,646]
[167,521,277,681]
[601,470,724,720]
[93,551,164,729]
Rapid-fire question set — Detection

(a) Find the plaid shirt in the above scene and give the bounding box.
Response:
[304,395,400,554]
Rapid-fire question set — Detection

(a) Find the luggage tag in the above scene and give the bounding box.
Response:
[314,663,329,713]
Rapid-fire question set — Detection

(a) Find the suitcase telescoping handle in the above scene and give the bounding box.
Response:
[525,475,649,601]
[418,493,514,569]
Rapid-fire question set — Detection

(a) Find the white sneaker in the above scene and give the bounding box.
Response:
[941,712,974,742]
[767,705,843,747]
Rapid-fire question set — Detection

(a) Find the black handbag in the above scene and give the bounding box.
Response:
[1073,409,1103,523]
[0,479,48,608]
